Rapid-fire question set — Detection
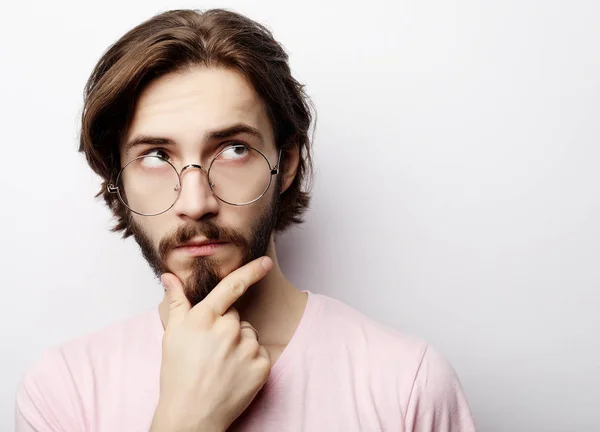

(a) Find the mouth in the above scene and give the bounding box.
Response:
[174,239,228,257]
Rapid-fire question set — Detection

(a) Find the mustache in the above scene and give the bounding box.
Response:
[158,220,247,261]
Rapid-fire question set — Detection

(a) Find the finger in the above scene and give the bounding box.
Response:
[196,256,273,318]
[257,345,270,362]
[240,320,259,341]
[161,272,191,328]
[222,307,240,322]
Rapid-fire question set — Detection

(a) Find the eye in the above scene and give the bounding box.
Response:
[137,148,172,169]
[143,148,170,160]
[218,144,249,161]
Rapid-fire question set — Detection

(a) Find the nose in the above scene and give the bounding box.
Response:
[173,164,220,221]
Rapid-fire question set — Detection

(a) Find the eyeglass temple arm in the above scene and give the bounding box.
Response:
[271,148,283,175]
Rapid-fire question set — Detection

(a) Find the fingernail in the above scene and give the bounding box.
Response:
[262,257,273,271]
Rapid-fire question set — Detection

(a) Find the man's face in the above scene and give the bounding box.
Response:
[121,66,280,306]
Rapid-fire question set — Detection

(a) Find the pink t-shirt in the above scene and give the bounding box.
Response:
[16,292,476,431]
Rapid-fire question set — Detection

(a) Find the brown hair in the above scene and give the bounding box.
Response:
[79,9,314,237]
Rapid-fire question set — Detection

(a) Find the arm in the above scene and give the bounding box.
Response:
[405,346,477,432]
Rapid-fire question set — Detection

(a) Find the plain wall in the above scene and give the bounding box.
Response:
[1,0,599,431]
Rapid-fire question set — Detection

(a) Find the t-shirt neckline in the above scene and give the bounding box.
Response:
[152,290,323,393]
[262,290,321,392]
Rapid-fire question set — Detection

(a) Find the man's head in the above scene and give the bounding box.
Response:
[79,9,313,305]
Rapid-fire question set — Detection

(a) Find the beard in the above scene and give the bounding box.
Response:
[129,190,279,306]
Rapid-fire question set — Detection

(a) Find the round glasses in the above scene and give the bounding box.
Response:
[107,144,281,216]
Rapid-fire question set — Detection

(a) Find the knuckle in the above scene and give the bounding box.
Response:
[191,306,214,328]
[252,266,263,280]
[219,318,241,335]
[223,308,240,322]
[244,337,260,353]
[229,279,247,296]
[258,346,271,361]
[254,356,271,377]
[237,334,259,357]
[214,324,239,349]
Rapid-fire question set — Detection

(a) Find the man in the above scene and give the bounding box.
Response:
[16,8,476,432]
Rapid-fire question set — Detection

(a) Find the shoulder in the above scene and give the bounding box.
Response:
[16,309,161,430]
[404,345,477,431]
[32,308,161,378]
[66,308,162,357]
[16,346,84,431]
[313,293,429,365]
[310,294,476,430]
[20,308,161,382]
[310,293,429,395]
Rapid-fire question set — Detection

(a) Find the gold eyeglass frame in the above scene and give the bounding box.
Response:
[107,144,282,216]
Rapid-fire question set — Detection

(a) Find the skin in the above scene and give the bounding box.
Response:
[122,66,308,430]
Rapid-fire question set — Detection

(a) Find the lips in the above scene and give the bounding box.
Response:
[176,239,225,248]
[172,239,227,257]
[175,239,224,249]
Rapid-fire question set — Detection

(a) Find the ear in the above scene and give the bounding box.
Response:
[280,144,300,194]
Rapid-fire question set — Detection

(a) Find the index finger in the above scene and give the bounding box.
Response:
[195,256,273,318]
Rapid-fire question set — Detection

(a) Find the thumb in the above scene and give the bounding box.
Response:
[161,272,190,327]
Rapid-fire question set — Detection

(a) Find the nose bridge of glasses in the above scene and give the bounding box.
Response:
[180,163,208,175]
[178,163,214,192]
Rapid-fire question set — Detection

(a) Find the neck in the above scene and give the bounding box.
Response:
[158,237,307,348]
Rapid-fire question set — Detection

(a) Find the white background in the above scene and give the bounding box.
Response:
[1,0,599,431]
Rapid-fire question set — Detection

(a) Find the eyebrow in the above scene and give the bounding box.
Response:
[123,123,265,155]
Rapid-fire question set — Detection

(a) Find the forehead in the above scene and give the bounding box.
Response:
[124,66,273,151]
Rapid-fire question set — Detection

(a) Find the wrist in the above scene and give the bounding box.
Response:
[151,400,225,432]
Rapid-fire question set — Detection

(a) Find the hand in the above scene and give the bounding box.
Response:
[150,256,274,432]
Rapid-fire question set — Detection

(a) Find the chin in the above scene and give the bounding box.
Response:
[185,253,244,281]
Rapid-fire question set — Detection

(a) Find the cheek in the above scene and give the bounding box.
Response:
[218,207,252,232]
[131,214,170,248]
[221,197,272,231]
[131,192,273,244]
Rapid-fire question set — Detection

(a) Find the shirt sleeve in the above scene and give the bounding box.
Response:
[404,346,477,432]
[15,348,86,432]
